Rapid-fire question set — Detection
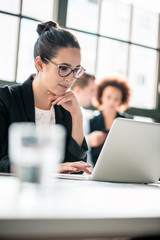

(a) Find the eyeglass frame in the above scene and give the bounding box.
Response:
[44,57,86,78]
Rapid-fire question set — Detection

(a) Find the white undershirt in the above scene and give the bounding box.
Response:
[35,106,55,126]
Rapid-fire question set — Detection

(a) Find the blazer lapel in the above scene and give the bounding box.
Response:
[54,105,66,126]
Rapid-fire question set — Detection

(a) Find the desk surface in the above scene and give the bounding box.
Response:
[0,176,160,239]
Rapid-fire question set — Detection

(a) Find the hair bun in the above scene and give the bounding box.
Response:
[37,21,59,36]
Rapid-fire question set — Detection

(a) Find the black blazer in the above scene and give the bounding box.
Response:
[90,111,133,166]
[0,75,87,172]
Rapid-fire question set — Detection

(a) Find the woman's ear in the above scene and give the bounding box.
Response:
[35,56,44,72]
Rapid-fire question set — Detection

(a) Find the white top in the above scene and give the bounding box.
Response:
[35,106,55,126]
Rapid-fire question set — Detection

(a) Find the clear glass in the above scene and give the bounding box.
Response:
[131,7,159,48]
[128,46,157,109]
[9,123,66,188]
[0,14,19,81]
[22,0,54,21]
[99,0,131,40]
[17,19,38,83]
[0,0,20,14]
[96,37,128,80]
[66,0,99,33]
[71,30,97,75]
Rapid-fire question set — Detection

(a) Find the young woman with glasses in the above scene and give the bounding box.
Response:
[0,21,91,174]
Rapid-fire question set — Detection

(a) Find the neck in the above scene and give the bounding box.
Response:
[102,109,117,119]
[32,75,52,110]
[102,109,117,130]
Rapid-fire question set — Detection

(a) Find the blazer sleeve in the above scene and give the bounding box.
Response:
[65,137,88,163]
[0,88,10,172]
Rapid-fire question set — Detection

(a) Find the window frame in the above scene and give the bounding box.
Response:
[63,0,160,122]
[0,0,58,84]
[0,0,160,121]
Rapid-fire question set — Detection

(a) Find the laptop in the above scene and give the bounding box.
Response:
[58,118,160,183]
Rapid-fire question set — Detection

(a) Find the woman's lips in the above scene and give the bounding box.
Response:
[59,84,68,90]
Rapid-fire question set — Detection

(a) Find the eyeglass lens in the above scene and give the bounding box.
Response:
[59,66,84,78]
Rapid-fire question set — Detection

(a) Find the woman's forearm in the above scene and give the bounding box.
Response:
[71,112,84,147]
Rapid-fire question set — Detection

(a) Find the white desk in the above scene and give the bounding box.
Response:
[0,176,160,239]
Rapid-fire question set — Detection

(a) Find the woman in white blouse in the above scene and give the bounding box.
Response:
[0,21,91,174]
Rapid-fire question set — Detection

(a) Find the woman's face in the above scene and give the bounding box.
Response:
[100,86,123,112]
[41,47,81,96]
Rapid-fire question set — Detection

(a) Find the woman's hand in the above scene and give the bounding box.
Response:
[48,91,81,116]
[48,90,84,147]
[88,131,107,147]
[59,161,92,174]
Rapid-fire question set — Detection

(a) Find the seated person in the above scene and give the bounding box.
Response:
[0,21,91,174]
[71,72,96,165]
[71,72,96,134]
[88,76,133,166]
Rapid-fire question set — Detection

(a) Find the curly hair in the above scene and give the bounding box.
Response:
[97,76,131,105]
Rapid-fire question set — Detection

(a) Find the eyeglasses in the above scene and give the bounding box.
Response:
[44,58,85,79]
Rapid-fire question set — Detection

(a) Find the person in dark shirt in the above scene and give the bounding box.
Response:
[0,21,91,174]
[88,76,133,166]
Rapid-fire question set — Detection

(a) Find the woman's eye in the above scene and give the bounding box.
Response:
[75,68,81,73]
[59,66,69,71]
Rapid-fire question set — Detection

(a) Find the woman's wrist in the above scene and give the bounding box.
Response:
[71,111,84,147]
[70,108,83,120]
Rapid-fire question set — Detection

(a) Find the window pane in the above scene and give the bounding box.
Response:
[0,0,20,14]
[128,46,157,109]
[22,0,54,21]
[131,7,159,48]
[99,0,131,41]
[96,37,128,80]
[71,30,97,74]
[0,14,19,81]
[67,0,99,33]
[17,19,38,83]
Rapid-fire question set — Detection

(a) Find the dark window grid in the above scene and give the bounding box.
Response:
[0,8,159,83]
[66,27,160,52]
[0,9,41,83]
[66,28,160,121]
[1,2,160,121]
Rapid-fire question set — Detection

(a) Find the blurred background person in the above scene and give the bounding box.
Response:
[88,75,133,166]
[71,72,96,135]
[71,72,96,165]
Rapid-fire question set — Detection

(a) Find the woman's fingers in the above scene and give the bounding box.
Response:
[51,96,64,105]
[59,163,78,173]
[82,167,92,174]
[59,162,92,174]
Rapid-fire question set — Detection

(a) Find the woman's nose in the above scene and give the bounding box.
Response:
[64,73,75,83]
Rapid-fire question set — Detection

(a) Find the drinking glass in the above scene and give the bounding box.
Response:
[9,123,66,188]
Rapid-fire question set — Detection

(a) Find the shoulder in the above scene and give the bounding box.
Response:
[90,111,102,123]
[0,75,34,98]
[0,83,22,106]
[0,75,34,108]
[117,112,134,119]
[90,111,105,131]
[81,107,94,120]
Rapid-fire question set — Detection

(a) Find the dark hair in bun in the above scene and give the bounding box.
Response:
[34,21,80,64]
[36,21,58,36]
